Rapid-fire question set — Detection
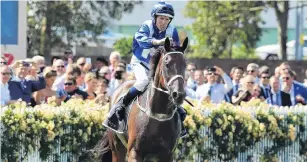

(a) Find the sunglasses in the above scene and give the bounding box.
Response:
[64,82,74,86]
[262,76,270,79]
[247,70,255,73]
[57,65,65,68]
[247,81,254,84]
[79,63,85,66]
[0,61,7,65]
[283,77,290,80]
[1,72,11,76]
[188,69,195,72]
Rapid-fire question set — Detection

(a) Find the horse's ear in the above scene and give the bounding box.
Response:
[164,37,171,51]
[181,37,189,52]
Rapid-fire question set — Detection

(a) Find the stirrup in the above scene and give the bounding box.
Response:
[102,98,127,134]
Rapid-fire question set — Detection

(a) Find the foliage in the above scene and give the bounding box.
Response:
[113,37,134,57]
[27,1,141,57]
[1,99,108,161]
[1,99,307,161]
[184,1,264,59]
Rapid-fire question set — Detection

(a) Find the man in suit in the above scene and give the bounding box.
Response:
[259,71,271,99]
[225,66,244,103]
[8,61,46,105]
[266,76,291,106]
[281,70,307,105]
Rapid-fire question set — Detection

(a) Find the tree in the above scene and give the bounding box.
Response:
[266,1,289,60]
[113,37,133,57]
[27,1,141,60]
[184,1,264,58]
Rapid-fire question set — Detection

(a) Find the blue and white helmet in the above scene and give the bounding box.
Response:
[151,1,174,19]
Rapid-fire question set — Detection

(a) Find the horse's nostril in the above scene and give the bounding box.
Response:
[172,92,178,99]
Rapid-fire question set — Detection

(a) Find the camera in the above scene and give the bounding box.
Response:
[114,71,124,80]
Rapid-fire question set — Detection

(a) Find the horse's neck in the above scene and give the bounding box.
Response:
[149,82,175,115]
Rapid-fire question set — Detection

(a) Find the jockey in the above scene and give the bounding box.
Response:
[103,1,187,137]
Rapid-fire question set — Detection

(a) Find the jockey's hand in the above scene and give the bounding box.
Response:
[152,38,173,45]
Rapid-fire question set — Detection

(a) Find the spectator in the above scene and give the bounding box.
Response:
[266,76,291,106]
[9,60,46,105]
[95,77,110,104]
[93,56,108,72]
[281,70,307,105]
[226,66,244,103]
[32,55,46,74]
[63,49,74,66]
[251,84,265,101]
[76,57,86,72]
[194,69,206,89]
[246,63,259,83]
[53,59,66,77]
[1,65,13,106]
[109,61,127,95]
[186,62,197,90]
[232,75,255,105]
[98,66,111,81]
[1,56,8,65]
[84,72,98,99]
[33,67,57,104]
[259,65,270,75]
[56,75,88,102]
[52,64,82,91]
[259,71,271,99]
[51,56,61,65]
[109,51,121,76]
[197,66,233,103]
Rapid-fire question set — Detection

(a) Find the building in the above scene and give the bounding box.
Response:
[1,1,27,61]
[110,1,307,47]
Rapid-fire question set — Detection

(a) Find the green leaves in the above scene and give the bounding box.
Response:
[27,1,141,56]
[113,37,134,57]
[184,1,264,59]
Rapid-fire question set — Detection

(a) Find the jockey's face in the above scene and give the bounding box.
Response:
[156,15,171,31]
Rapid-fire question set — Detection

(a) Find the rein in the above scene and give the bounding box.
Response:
[136,51,184,121]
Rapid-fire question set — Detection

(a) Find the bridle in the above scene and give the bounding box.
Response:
[137,51,185,121]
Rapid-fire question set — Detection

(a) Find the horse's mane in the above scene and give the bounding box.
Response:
[149,46,166,80]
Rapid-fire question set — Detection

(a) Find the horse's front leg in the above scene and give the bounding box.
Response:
[128,147,143,162]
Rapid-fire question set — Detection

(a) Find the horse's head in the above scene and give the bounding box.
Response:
[152,37,188,105]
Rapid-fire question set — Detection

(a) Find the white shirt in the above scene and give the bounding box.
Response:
[52,75,65,91]
[196,73,233,103]
[185,87,196,99]
[1,82,11,107]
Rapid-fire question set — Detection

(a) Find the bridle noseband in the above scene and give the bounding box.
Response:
[137,51,185,121]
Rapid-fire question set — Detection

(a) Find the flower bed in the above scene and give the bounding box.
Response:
[1,99,307,162]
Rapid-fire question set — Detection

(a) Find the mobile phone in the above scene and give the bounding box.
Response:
[86,58,91,64]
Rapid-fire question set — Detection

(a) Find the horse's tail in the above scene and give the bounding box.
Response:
[91,131,112,162]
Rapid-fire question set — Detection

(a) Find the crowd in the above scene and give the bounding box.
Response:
[185,62,307,106]
[1,50,307,107]
[0,50,132,107]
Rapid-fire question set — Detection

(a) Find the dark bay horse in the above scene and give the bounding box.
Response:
[97,37,188,162]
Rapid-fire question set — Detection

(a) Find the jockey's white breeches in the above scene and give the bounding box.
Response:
[130,55,150,92]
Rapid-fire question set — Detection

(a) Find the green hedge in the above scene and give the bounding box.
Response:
[1,99,307,161]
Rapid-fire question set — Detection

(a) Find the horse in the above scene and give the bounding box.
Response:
[96,37,188,162]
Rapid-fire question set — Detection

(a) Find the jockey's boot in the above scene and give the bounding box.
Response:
[177,106,187,137]
[103,86,142,133]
